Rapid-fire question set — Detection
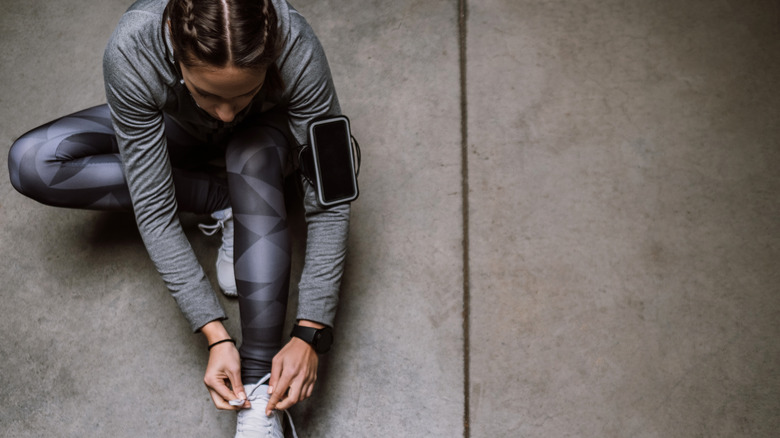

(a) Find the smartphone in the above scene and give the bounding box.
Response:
[307,115,359,206]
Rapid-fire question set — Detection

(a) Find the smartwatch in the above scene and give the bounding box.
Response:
[290,324,333,354]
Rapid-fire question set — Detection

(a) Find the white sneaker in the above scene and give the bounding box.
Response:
[235,374,298,438]
[198,207,237,297]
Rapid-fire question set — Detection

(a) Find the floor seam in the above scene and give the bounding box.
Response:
[459,0,470,437]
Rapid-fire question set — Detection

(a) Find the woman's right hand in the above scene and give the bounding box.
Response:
[201,320,248,410]
[204,341,249,410]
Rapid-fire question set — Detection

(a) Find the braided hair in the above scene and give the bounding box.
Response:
[164,0,279,71]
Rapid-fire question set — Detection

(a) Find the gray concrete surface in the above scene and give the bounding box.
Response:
[0,0,778,437]
[467,0,780,437]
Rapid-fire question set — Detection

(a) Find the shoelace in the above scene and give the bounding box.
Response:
[198,211,233,254]
[241,374,298,438]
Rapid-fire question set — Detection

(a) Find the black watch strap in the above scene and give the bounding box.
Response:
[291,324,333,354]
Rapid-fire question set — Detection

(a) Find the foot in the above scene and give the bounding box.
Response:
[235,374,297,438]
[198,207,237,297]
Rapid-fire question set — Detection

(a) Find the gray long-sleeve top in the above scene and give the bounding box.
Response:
[103,0,349,332]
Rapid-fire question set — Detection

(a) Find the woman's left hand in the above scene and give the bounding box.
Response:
[265,334,319,415]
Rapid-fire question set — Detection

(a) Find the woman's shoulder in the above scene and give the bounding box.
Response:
[275,0,318,45]
[274,1,326,72]
[103,0,173,108]
[106,0,166,58]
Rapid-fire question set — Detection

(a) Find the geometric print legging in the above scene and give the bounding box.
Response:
[8,104,290,383]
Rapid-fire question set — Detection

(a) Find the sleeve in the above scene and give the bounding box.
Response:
[103,24,226,332]
[280,17,351,328]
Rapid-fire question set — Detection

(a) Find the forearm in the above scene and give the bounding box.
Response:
[201,320,232,344]
[296,180,350,326]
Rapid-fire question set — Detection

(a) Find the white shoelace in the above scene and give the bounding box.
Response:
[198,209,234,255]
[238,374,298,438]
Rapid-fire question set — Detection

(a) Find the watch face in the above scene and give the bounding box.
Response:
[315,327,333,353]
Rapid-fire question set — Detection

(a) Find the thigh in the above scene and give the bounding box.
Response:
[10,104,117,165]
[10,105,215,169]
[8,105,128,208]
[8,104,226,210]
[224,124,290,184]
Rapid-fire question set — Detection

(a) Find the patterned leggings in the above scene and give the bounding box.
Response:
[8,104,290,382]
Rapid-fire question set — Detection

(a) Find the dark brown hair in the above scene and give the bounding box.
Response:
[164,0,280,71]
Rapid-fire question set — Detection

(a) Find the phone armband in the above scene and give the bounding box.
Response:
[299,115,360,207]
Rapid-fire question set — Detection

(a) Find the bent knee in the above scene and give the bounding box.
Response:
[7,133,63,204]
[8,133,40,195]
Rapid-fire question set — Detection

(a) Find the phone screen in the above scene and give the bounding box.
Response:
[312,118,357,204]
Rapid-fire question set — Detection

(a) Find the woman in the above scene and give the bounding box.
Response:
[7,0,350,436]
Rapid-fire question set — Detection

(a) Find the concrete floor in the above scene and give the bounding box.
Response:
[1,0,778,436]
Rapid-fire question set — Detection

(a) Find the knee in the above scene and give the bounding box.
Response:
[8,132,63,205]
[8,133,39,196]
[225,129,288,178]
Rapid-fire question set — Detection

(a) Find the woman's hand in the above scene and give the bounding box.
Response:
[265,324,321,415]
[201,321,248,410]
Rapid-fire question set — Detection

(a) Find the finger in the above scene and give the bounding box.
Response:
[204,376,238,407]
[227,381,251,409]
[303,382,314,400]
[298,383,310,403]
[208,387,234,410]
[266,374,293,415]
[273,393,294,411]
[227,369,247,404]
[268,356,283,395]
[274,380,303,411]
[265,385,284,415]
[303,371,317,400]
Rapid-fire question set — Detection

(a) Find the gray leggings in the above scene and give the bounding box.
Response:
[8,104,291,382]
